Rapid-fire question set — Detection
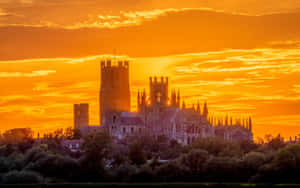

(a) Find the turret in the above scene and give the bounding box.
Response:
[203,101,208,118]
[137,90,140,112]
[142,89,146,105]
[149,76,169,108]
[248,117,252,131]
[177,89,181,108]
[182,100,186,109]
[170,89,177,107]
[196,101,200,113]
[225,115,228,126]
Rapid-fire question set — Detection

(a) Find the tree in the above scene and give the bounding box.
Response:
[179,149,209,174]
[110,152,129,169]
[2,128,33,145]
[252,149,298,183]
[273,149,296,169]
[285,144,300,167]
[112,163,136,182]
[155,161,190,182]
[147,157,163,170]
[191,137,242,157]
[53,129,64,140]
[81,130,112,159]
[0,157,9,173]
[64,127,81,140]
[131,166,153,182]
[2,170,43,184]
[79,130,112,181]
[264,134,273,143]
[205,156,240,182]
[267,134,285,150]
[243,152,266,169]
[129,141,146,166]
[239,139,258,154]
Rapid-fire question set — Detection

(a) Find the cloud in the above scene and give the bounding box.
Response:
[0,8,243,29]
[0,8,9,16]
[0,70,56,77]
[2,10,300,60]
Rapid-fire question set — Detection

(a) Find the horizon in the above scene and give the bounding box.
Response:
[1,0,300,140]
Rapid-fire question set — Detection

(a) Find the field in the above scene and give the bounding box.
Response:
[1,183,300,188]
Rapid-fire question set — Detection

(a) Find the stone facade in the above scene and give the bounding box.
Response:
[73,103,89,129]
[136,77,215,145]
[105,76,253,145]
[104,112,146,140]
[100,59,130,125]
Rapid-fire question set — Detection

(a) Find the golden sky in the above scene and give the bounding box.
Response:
[1,0,300,139]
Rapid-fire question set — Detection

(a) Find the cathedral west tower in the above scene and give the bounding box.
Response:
[100,59,130,125]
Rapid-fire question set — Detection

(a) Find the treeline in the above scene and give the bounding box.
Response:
[0,128,300,184]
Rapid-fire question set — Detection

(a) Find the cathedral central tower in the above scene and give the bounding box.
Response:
[100,59,130,125]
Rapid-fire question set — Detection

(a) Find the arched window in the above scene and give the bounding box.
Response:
[156,92,161,103]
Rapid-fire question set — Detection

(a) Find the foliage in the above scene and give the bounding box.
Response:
[1,129,300,184]
[1,170,43,184]
[64,127,81,140]
[81,130,112,159]
[129,141,147,166]
[155,161,190,182]
[79,130,112,181]
[191,137,242,157]
[179,149,209,174]
[1,128,34,145]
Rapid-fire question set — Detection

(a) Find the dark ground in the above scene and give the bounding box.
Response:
[1,183,300,188]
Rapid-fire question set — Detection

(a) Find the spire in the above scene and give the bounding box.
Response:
[218,118,222,126]
[137,90,140,104]
[171,89,177,107]
[137,90,140,112]
[196,101,201,113]
[225,115,228,126]
[249,116,252,131]
[203,101,208,118]
[177,89,181,108]
[182,100,186,109]
[141,89,146,105]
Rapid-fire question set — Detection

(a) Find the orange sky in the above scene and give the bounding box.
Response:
[1,0,300,140]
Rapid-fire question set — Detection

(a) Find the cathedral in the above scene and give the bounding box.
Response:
[74,59,253,144]
[135,76,215,144]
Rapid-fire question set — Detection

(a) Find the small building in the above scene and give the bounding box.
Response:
[62,139,83,152]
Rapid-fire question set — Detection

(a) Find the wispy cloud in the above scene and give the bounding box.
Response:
[0,70,56,77]
[0,8,9,16]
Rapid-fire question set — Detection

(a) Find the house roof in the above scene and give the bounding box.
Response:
[120,116,144,126]
[62,139,83,145]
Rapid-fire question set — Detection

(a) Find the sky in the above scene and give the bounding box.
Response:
[1,0,300,139]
